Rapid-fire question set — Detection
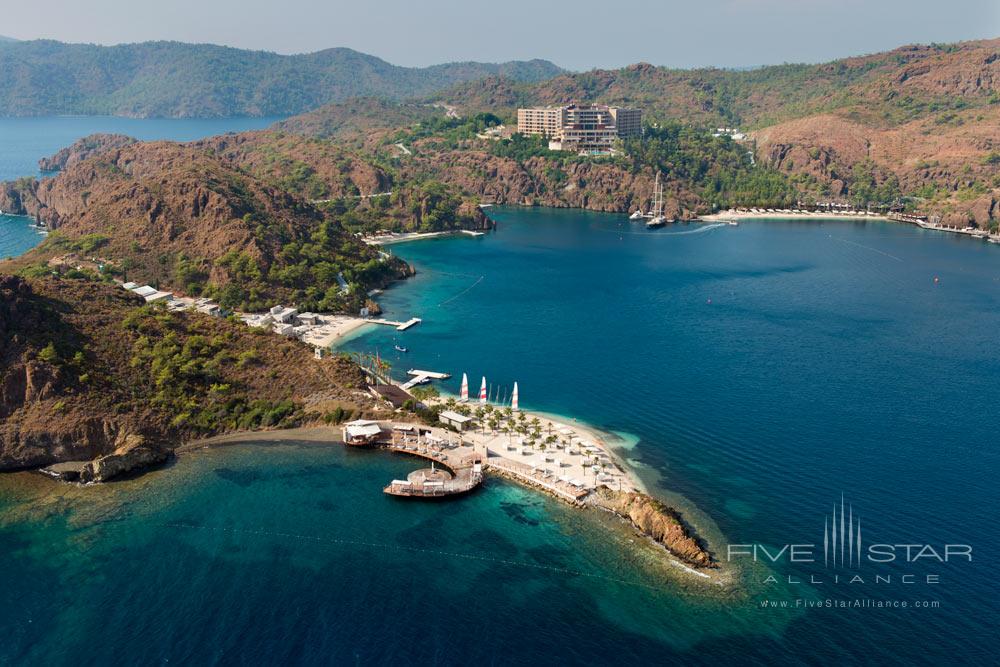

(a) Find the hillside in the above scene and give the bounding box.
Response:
[0,40,563,118]
[0,139,413,312]
[0,274,375,478]
[436,40,999,128]
[274,98,443,146]
[276,38,999,228]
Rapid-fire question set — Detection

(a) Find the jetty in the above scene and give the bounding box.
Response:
[400,368,450,390]
[367,317,422,331]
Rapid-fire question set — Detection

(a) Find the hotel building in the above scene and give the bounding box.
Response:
[516,104,642,154]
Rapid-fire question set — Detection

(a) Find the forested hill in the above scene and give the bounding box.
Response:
[0,40,563,117]
[422,38,999,229]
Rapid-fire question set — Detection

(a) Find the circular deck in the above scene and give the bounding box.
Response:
[407,467,454,484]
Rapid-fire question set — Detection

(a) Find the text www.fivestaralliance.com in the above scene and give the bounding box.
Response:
[759,599,941,609]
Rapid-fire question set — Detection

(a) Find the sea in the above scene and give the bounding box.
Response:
[1,145,999,664]
[0,115,280,259]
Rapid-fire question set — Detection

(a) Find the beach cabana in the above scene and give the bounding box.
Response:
[342,420,383,445]
[439,410,473,431]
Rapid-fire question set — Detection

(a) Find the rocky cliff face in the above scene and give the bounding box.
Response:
[754,108,1000,228]
[402,151,700,219]
[592,487,714,568]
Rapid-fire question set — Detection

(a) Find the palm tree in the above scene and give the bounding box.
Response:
[475,406,486,433]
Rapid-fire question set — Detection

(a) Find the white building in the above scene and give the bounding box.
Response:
[439,410,474,432]
[269,305,298,323]
[517,104,642,154]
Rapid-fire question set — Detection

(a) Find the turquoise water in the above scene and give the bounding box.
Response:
[2,208,999,664]
[0,214,44,260]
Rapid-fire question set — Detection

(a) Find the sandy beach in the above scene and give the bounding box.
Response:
[699,208,889,222]
[700,208,1000,242]
[298,315,375,348]
[365,229,485,246]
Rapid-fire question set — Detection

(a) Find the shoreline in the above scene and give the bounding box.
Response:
[699,210,889,223]
[700,209,1000,243]
[364,229,485,246]
[176,421,726,582]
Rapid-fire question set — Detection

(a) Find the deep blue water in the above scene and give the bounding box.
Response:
[1,208,998,665]
[0,115,281,182]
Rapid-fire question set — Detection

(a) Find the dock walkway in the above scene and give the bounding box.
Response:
[486,457,590,504]
[367,317,422,331]
[380,435,483,498]
[400,368,449,390]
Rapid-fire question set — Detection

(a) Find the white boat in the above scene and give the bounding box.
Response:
[394,345,408,353]
[629,210,646,221]
[646,172,666,228]
[728,220,739,226]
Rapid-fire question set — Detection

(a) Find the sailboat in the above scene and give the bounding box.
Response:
[479,377,487,404]
[647,172,667,228]
[512,382,519,411]
[459,373,469,402]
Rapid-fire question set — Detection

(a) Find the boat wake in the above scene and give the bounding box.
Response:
[596,223,727,237]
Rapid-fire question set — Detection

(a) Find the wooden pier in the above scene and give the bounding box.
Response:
[380,435,483,498]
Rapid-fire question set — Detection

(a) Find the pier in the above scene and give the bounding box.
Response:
[367,317,422,331]
[400,368,450,390]
[341,415,633,503]
[380,430,483,497]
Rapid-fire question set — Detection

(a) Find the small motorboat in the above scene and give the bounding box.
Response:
[394,345,408,353]
[629,210,646,221]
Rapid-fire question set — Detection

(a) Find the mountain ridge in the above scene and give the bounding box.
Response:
[0,39,563,118]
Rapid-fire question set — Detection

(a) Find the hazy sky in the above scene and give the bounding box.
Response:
[2,0,998,70]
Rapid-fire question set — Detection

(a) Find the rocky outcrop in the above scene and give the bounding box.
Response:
[0,178,40,217]
[38,134,137,172]
[78,436,169,483]
[592,487,714,568]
